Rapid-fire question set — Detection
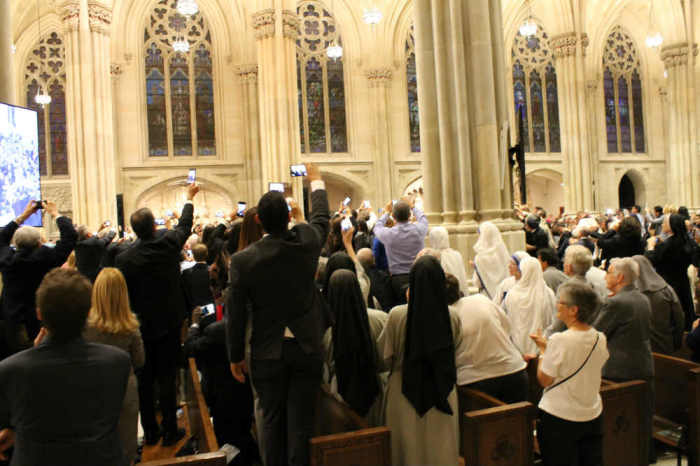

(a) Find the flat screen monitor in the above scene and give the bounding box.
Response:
[0,102,42,227]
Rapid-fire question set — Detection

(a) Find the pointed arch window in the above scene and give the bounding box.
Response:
[296,1,348,154]
[144,0,215,157]
[511,25,561,153]
[406,24,420,153]
[602,26,645,153]
[24,32,68,177]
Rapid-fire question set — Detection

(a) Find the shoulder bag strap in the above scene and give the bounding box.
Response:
[543,333,600,393]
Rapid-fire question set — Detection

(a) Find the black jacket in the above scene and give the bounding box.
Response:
[182,262,214,311]
[0,217,77,326]
[116,203,193,340]
[226,189,330,362]
[0,337,130,466]
[75,231,116,282]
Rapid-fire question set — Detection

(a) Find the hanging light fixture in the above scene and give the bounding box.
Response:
[176,0,198,17]
[645,0,663,49]
[34,0,51,106]
[327,0,343,60]
[519,0,537,37]
[362,6,382,26]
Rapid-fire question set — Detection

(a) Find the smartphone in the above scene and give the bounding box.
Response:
[155,218,165,226]
[187,168,196,184]
[104,220,111,226]
[290,164,307,177]
[34,200,45,209]
[201,303,216,316]
[269,182,285,193]
[341,218,353,232]
[165,210,173,217]
[237,202,247,217]
[343,196,351,206]
[362,200,371,209]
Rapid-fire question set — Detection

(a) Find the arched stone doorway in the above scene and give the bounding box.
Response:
[525,169,564,217]
[618,170,646,209]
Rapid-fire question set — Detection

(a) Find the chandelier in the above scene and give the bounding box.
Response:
[176,0,198,16]
[519,0,537,37]
[34,0,51,106]
[363,7,382,26]
[645,0,663,49]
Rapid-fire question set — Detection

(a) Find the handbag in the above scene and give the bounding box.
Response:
[543,333,600,393]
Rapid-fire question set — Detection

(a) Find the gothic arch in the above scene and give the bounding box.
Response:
[133,175,236,216]
[617,168,647,207]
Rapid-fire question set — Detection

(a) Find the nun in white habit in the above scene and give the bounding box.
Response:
[492,250,530,306]
[473,222,512,300]
[503,256,556,355]
[429,227,469,295]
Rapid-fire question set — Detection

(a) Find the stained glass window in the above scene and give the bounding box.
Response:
[144,0,215,158]
[296,1,348,154]
[602,26,645,153]
[511,24,560,153]
[406,25,420,152]
[24,31,68,177]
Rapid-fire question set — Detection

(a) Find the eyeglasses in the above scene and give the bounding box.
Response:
[557,300,572,307]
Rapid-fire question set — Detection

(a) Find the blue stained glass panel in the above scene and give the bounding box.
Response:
[170,54,192,156]
[512,62,529,152]
[545,65,560,153]
[145,43,168,156]
[604,69,617,153]
[194,45,215,156]
[48,80,68,175]
[530,70,546,152]
[297,59,305,153]
[618,77,631,152]
[305,57,326,153]
[632,71,645,153]
[327,58,347,153]
[407,52,420,152]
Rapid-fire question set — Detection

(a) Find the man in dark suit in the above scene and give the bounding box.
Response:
[182,243,214,312]
[0,268,130,466]
[226,163,330,466]
[0,200,77,354]
[74,224,116,282]
[116,182,199,446]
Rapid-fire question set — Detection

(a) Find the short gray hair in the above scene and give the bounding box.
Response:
[610,257,639,284]
[356,248,374,270]
[12,226,41,250]
[76,225,90,241]
[558,281,600,324]
[564,245,593,277]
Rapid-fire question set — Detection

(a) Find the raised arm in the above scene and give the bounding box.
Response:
[306,163,330,245]
[48,202,78,268]
[413,206,429,236]
[175,183,199,248]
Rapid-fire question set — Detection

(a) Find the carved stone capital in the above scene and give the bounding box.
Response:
[366,68,393,88]
[87,2,111,35]
[281,10,299,40]
[59,0,80,33]
[551,32,589,59]
[236,64,258,84]
[661,42,698,69]
[252,9,276,40]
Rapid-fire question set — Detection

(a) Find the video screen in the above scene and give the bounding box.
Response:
[0,102,42,227]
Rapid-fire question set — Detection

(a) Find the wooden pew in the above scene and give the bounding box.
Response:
[599,380,647,466]
[653,352,700,465]
[310,387,391,466]
[139,358,221,465]
[457,386,535,466]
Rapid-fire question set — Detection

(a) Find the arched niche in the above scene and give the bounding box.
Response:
[320,170,366,212]
[525,168,564,216]
[617,169,646,209]
[133,177,235,224]
[403,176,423,196]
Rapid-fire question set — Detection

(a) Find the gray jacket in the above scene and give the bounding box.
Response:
[594,285,654,381]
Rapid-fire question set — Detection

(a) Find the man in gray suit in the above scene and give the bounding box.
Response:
[594,257,654,463]
[0,268,130,466]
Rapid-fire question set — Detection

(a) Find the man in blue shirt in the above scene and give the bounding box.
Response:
[374,198,429,306]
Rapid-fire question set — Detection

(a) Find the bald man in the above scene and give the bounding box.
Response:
[357,248,394,311]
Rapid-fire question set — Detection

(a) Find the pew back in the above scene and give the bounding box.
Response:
[186,358,219,453]
[138,452,227,466]
[600,380,647,466]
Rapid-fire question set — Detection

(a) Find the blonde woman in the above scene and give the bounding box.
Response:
[84,268,144,464]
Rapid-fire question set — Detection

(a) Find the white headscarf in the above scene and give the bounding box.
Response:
[429,227,469,295]
[503,256,556,355]
[491,250,530,306]
[473,222,512,300]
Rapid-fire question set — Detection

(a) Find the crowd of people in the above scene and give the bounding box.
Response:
[0,165,699,466]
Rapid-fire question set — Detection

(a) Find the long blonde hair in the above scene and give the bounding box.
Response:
[88,267,140,334]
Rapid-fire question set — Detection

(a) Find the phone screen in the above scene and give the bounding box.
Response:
[343,197,351,206]
[269,182,285,193]
[187,169,196,184]
[362,200,371,209]
[201,303,216,316]
[237,202,247,217]
[155,218,165,226]
[290,164,307,177]
[341,218,352,232]
[104,220,111,226]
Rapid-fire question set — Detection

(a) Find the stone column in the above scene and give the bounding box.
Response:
[237,64,263,203]
[661,42,698,206]
[0,0,16,104]
[551,32,593,211]
[252,4,301,198]
[367,68,395,202]
[584,80,600,210]
[59,0,117,227]
[414,0,523,262]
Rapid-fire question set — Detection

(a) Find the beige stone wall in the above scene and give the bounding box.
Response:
[7,0,699,233]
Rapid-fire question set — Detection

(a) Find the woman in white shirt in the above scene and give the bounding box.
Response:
[503,256,556,354]
[448,285,528,403]
[530,281,609,466]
